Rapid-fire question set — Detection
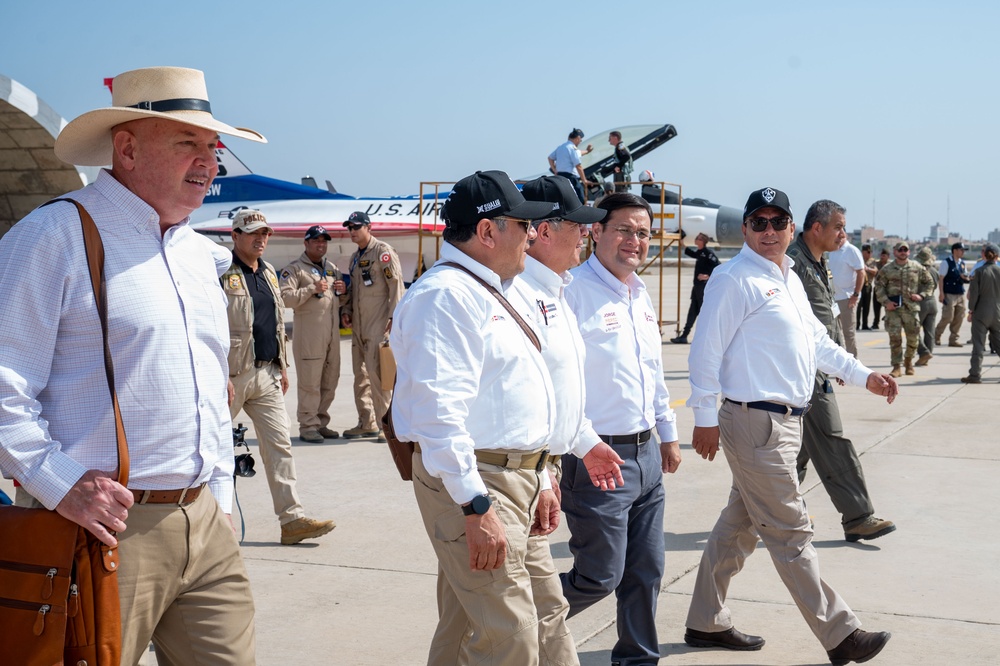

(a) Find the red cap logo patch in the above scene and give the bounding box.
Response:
[380,252,391,264]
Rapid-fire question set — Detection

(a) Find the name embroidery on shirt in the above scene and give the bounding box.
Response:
[765,287,781,297]
[602,310,621,332]
[490,314,507,322]
[644,312,656,324]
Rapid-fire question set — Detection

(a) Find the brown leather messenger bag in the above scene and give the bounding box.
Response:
[0,199,128,665]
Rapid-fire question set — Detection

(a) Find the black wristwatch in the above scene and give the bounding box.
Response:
[461,494,492,516]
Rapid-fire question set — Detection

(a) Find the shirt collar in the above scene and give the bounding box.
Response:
[522,255,571,296]
[93,169,189,237]
[583,252,645,299]
[438,242,509,291]
[232,250,263,275]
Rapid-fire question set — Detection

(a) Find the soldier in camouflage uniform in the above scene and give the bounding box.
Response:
[914,247,940,367]
[874,241,936,377]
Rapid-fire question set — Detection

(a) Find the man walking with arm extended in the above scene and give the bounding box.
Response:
[514,174,628,664]
[561,192,682,666]
[685,187,897,665]
[548,128,595,204]
[671,231,720,344]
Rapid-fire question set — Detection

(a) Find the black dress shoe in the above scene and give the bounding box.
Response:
[684,627,764,651]
[827,628,891,665]
[670,335,689,344]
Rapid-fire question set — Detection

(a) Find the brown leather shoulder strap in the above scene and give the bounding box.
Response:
[43,198,130,486]
[439,261,541,352]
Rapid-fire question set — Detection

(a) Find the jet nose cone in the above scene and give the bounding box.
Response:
[715,206,745,247]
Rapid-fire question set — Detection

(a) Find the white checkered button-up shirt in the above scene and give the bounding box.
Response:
[0,170,236,512]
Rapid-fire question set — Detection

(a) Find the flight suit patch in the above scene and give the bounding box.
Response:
[359,259,371,268]
[227,274,244,290]
[383,267,393,280]
[380,252,391,264]
[280,269,291,280]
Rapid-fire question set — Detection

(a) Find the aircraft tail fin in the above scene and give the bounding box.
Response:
[215,140,253,178]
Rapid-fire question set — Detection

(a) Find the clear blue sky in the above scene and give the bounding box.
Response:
[3,1,998,240]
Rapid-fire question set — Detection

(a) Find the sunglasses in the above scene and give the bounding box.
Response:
[746,216,791,232]
[346,224,365,231]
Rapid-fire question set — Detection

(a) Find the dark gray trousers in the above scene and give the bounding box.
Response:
[561,438,665,666]
[797,375,874,529]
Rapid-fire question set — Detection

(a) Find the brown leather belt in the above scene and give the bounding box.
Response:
[131,483,206,506]
[414,444,550,472]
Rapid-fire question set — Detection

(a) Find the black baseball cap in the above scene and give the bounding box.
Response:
[951,242,967,251]
[520,176,606,224]
[743,187,793,220]
[442,170,553,228]
[569,128,585,139]
[304,225,332,240]
[344,211,371,227]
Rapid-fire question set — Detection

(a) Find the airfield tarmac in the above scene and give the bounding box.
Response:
[3,260,997,666]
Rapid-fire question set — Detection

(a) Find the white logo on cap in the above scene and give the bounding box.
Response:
[477,199,501,214]
[551,202,560,211]
[762,188,776,203]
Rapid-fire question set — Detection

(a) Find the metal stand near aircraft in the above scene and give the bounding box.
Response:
[188,124,744,280]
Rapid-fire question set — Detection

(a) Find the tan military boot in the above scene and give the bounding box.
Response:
[890,365,902,378]
[904,360,915,375]
[281,517,336,545]
[914,353,932,367]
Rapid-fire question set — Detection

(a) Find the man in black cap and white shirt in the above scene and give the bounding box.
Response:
[562,191,681,666]
[280,225,347,443]
[390,170,558,664]
[514,175,628,664]
[685,187,897,664]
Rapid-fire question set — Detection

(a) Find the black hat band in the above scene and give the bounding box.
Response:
[127,98,212,113]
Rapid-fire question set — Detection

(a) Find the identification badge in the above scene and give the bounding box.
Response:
[362,268,373,286]
[831,301,841,317]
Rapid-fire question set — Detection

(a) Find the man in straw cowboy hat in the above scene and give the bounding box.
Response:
[0,66,265,664]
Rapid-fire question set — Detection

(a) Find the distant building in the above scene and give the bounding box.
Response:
[929,223,948,243]
[855,225,884,245]
[989,229,1000,245]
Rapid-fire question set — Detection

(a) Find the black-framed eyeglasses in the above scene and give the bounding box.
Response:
[896,247,909,253]
[746,216,791,232]
[346,224,364,231]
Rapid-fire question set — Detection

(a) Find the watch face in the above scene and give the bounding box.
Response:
[471,494,491,515]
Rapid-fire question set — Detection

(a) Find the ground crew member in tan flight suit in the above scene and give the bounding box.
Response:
[279,225,347,443]
[340,211,404,440]
[223,209,335,545]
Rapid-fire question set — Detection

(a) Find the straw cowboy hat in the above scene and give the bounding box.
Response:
[54,66,266,167]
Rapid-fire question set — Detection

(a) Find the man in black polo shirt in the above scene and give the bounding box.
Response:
[222,209,335,545]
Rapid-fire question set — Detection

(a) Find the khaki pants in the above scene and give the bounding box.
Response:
[291,317,340,432]
[412,451,545,666]
[231,363,304,525]
[687,400,860,650]
[935,293,966,344]
[16,489,256,665]
[351,331,392,430]
[836,298,858,357]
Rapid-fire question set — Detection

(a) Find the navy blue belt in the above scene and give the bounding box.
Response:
[598,429,652,446]
[725,398,810,417]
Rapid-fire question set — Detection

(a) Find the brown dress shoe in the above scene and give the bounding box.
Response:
[827,628,891,665]
[684,627,764,651]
